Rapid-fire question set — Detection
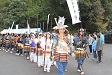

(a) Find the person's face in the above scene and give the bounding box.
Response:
[59,28,65,34]
[80,31,84,35]
[47,34,50,38]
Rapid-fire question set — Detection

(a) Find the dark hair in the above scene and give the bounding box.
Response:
[97,34,100,38]
[93,36,96,40]
[100,32,103,34]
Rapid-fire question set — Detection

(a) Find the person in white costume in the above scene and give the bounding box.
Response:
[41,32,53,72]
[37,33,44,67]
[30,34,38,63]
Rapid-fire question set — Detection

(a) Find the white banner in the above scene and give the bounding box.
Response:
[27,20,30,34]
[16,24,18,34]
[10,21,15,33]
[8,27,11,33]
[16,24,18,30]
[66,0,81,24]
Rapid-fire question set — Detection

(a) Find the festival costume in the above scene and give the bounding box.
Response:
[37,36,44,67]
[2,35,6,51]
[30,37,37,63]
[23,36,31,60]
[52,16,70,75]
[73,28,88,75]
[17,36,23,56]
[42,37,53,72]
[13,35,18,54]
[8,35,14,53]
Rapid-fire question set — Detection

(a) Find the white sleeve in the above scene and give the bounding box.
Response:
[40,39,45,50]
[29,40,32,44]
[35,38,38,44]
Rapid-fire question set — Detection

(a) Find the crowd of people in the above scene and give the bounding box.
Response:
[0,16,105,75]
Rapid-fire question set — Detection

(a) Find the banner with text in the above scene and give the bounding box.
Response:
[66,0,81,24]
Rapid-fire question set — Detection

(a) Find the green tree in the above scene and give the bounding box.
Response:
[3,0,27,28]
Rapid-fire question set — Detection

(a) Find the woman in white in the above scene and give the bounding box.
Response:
[41,32,53,72]
[37,33,44,67]
[30,34,38,63]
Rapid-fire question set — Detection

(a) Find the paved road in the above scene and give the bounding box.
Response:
[0,44,112,75]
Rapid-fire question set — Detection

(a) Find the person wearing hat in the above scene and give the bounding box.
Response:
[72,28,88,75]
[52,16,70,75]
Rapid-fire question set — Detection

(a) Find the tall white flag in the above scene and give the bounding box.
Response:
[27,20,30,34]
[10,21,15,33]
[66,0,81,24]
[8,27,11,33]
[16,24,18,34]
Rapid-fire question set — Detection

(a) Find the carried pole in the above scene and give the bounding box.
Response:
[43,22,44,32]
[44,14,50,67]
[37,15,39,32]
[40,22,41,30]
[37,15,39,63]
[50,18,52,32]
[47,14,50,32]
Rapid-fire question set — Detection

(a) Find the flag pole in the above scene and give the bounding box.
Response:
[27,20,30,34]
[37,15,38,32]
[50,18,52,32]
[43,22,44,32]
[47,14,50,32]
[44,14,50,68]
[40,22,41,31]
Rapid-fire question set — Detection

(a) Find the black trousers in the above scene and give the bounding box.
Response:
[89,45,92,53]
[97,50,102,62]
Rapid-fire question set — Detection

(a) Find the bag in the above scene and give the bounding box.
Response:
[75,49,85,60]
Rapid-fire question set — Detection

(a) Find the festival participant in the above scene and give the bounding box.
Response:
[30,34,37,63]
[72,28,88,75]
[41,32,53,72]
[51,32,58,67]
[5,33,10,52]
[13,34,18,55]
[2,34,6,51]
[36,33,44,67]
[0,33,2,50]
[23,34,31,60]
[17,34,24,56]
[8,33,14,53]
[52,16,70,75]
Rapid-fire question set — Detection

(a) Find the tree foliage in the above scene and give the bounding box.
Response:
[0,0,112,33]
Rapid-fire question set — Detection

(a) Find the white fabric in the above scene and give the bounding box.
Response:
[30,52,37,62]
[38,56,43,65]
[44,60,52,71]
[66,0,81,24]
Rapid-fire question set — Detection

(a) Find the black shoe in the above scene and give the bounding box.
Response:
[97,61,101,63]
